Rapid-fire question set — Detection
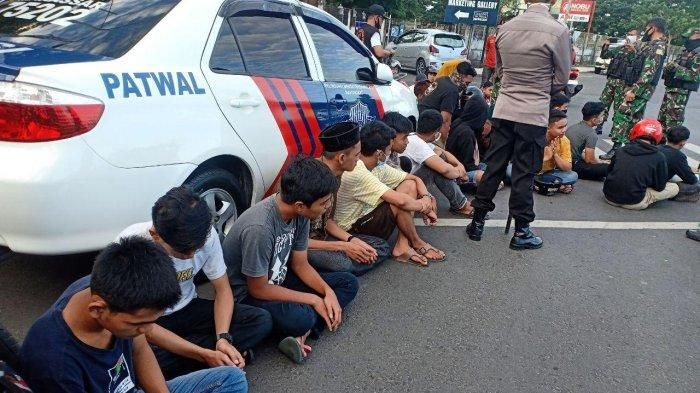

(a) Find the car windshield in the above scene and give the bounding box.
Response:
[0,0,180,59]
[434,34,464,48]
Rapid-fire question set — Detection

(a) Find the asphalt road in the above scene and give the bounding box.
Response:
[1,73,698,392]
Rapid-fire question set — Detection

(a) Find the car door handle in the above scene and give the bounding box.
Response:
[229,98,260,108]
[330,98,347,106]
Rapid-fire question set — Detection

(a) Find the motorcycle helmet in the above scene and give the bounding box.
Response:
[629,118,663,145]
[534,174,563,196]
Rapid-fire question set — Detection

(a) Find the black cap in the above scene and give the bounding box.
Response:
[367,4,386,17]
[319,122,360,152]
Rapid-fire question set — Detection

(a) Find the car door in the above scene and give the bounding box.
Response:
[298,7,385,126]
[410,32,427,69]
[202,1,329,193]
[394,32,415,66]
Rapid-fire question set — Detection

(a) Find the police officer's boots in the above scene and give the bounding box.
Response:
[599,142,621,160]
[510,222,543,250]
[466,209,488,241]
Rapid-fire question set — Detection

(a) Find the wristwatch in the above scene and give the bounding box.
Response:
[217,332,233,345]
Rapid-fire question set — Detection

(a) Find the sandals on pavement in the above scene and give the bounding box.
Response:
[394,250,429,267]
[414,244,446,262]
[278,336,303,364]
[559,184,574,194]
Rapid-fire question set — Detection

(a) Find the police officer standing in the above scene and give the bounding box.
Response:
[596,29,640,135]
[601,18,668,160]
[357,4,393,61]
[466,0,571,250]
[659,27,700,131]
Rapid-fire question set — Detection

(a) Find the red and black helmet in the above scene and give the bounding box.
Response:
[629,118,663,144]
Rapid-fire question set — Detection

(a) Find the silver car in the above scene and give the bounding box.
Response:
[387,29,467,75]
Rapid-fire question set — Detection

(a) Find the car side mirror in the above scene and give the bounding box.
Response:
[375,63,394,83]
[357,67,374,82]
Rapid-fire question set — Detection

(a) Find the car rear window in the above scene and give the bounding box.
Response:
[434,34,464,48]
[0,0,180,59]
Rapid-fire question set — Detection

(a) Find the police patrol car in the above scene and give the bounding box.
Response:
[0,0,418,255]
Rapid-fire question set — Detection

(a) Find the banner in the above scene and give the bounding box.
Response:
[558,0,594,23]
[443,0,500,26]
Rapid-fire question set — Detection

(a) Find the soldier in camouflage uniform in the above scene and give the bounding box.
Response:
[597,29,640,134]
[601,18,668,160]
[658,27,700,131]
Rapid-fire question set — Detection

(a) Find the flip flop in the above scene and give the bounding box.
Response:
[278,336,303,364]
[414,245,446,262]
[394,251,428,267]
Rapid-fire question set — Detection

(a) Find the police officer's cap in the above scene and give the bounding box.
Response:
[319,122,360,153]
[367,4,386,18]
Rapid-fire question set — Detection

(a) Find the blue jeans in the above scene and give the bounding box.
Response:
[543,169,578,185]
[307,234,391,276]
[137,367,248,393]
[242,271,359,338]
[413,165,468,210]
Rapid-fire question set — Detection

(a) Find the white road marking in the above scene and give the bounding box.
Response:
[415,219,698,230]
[599,139,699,169]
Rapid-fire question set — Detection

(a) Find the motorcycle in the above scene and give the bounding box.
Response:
[565,67,583,98]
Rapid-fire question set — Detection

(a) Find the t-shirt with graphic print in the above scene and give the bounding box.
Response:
[224,195,310,301]
[117,222,227,315]
[20,276,137,393]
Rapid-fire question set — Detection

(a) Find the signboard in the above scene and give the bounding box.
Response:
[558,0,594,23]
[443,0,500,26]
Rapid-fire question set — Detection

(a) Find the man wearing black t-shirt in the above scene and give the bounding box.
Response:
[659,126,699,201]
[358,4,393,60]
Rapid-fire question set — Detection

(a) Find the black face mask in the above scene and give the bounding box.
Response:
[686,38,700,51]
[374,18,383,29]
[642,28,653,42]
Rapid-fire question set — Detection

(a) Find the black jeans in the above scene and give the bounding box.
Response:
[573,160,608,181]
[242,271,359,339]
[473,118,546,225]
[154,298,273,379]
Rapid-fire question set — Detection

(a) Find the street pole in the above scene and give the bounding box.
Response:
[587,0,596,34]
[582,0,596,64]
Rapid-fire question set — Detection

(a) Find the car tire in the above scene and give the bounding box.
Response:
[594,67,602,74]
[0,323,21,371]
[416,58,427,76]
[184,168,245,243]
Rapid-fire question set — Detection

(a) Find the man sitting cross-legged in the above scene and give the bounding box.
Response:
[382,111,414,173]
[567,101,609,181]
[659,126,699,201]
[224,156,359,364]
[308,122,391,276]
[334,120,445,267]
[539,109,578,194]
[401,109,477,216]
[118,186,273,379]
[20,237,248,392]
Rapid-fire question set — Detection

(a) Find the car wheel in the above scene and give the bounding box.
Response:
[416,58,427,76]
[594,67,602,74]
[0,323,21,371]
[184,168,244,243]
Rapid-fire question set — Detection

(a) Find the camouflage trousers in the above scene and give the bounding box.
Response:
[599,78,626,123]
[658,87,691,131]
[610,95,650,144]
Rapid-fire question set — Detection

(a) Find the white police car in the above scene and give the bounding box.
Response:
[0,0,418,255]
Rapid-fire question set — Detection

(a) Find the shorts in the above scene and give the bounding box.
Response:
[349,202,396,240]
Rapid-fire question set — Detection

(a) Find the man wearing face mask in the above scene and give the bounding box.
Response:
[597,29,640,135]
[466,0,571,250]
[659,27,700,131]
[601,18,668,160]
[357,4,393,61]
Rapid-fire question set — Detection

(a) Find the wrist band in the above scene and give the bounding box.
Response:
[346,236,355,242]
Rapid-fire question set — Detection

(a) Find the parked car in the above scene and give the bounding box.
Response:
[386,29,467,76]
[0,0,418,255]
[594,38,625,74]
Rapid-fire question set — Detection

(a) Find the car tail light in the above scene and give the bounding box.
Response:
[0,81,104,142]
[429,45,439,54]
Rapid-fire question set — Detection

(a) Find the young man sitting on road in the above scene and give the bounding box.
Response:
[567,102,609,181]
[308,122,391,276]
[539,110,578,194]
[118,187,273,379]
[604,119,679,210]
[382,111,413,172]
[403,109,476,215]
[334,121,444,267]
[659,126,699,201]
[20,237,248,392]
[224,156,359,364]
